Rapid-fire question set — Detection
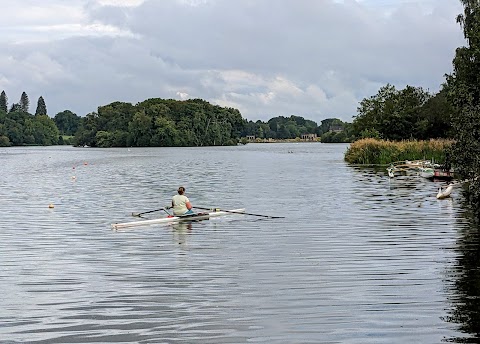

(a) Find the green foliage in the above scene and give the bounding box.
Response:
[54,110,81,135]
[359,128,381,139]
[73,98,245,147]
[241,115,353,142]
[352,84,453,141]
[0,91,7,113]
[19,92,29,113]
[0,135,10,147]
[35,96,47,116]
[445,0,480,210]
[28,115,59,145]
[321,131,347,143]
[316,118,344,135]
[60,136,75,145]
[0,105,57,145]
[9,103,22,113]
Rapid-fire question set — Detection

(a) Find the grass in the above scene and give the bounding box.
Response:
[344,138,454,165]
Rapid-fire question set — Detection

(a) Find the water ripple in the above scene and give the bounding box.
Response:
[0,145,474,343]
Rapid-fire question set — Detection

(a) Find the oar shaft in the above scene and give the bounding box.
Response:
[132,207,169,217]
[195,206,284,219]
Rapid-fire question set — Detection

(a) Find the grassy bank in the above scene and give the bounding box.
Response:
[344,138,453,165]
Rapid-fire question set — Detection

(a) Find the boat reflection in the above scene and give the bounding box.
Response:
[170,222,193,247]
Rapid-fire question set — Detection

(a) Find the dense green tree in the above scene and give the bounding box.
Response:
[54,110,81,135]
[74,112,97,147]
[445,0,480,210]
[0,91,7,113]
[128,111,153,146]
[19,92,29,113]
[415,89,455,139]
[352,84,446,140]
[317,118,345,136]
[440,4,480,341]
[35,96,47,116]
[33,115,59,145]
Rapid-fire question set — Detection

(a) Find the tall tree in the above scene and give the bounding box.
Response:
[19,92,29,113]
[35,96,47,116]
[445,0,480,208]
[0,90,7,113]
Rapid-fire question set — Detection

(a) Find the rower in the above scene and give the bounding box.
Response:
[172,186,196,216]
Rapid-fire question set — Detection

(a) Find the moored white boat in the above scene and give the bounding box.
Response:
[420,168,454,181]
[112,208,245,230]
[436,184,454,199]
[419,167,435,179]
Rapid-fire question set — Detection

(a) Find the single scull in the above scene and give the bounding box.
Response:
[112,208,245,230]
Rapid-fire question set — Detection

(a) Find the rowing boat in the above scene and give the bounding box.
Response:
[112,208,245,230]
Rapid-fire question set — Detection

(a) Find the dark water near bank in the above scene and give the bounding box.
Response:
[0,143,479,343]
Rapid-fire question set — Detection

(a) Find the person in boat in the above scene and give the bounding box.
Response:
[172,186,195,216]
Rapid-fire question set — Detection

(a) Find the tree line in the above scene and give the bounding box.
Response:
[241,116,353,142]
[0,90,356,147]
[0,91,59,146]
[0,58,465,148]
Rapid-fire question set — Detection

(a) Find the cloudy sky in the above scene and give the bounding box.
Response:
[0,0,466,123]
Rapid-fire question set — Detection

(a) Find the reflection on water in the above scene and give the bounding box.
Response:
[443,201,480,343]
[0,144,479,343]
[171,222,193,247]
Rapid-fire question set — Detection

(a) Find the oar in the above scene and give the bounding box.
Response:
[132,207,171,217]
[195,206,284,219]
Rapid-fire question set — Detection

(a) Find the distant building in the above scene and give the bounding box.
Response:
[329,125,344,133]
[301,133,317,141]
[246,135,256,142]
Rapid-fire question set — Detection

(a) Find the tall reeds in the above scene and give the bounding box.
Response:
[344,138,453,165]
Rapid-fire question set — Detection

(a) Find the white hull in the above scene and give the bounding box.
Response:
[112,208,245,230]
[436,185,454,199]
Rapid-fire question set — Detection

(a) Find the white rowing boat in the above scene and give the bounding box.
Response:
[112,208,245,230]
[436,184,454,200]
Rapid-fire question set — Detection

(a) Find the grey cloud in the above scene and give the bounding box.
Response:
[0,0,466,123]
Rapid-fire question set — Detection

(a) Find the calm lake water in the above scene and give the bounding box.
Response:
[1,143,479,343]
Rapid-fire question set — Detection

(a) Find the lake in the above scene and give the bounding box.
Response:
[0,143,478,343]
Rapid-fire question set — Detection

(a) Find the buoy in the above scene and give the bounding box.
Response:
[48,204,54,208]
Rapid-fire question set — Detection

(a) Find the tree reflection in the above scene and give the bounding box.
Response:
[444,202,480,343]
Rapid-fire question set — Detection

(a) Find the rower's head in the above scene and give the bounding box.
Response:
[178,186,185,195]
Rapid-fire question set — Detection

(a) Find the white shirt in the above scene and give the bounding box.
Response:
[172,194,190,215]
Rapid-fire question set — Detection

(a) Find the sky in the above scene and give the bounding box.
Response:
[0,0,466,124]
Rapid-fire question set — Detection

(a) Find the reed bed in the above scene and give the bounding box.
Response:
[344,138,454,165]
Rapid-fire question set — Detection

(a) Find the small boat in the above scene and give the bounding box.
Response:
[421,168,454,182]
[387,160,434,178]
[419,167,435,179]
[437,184,454,199]
[112,208,245,230]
